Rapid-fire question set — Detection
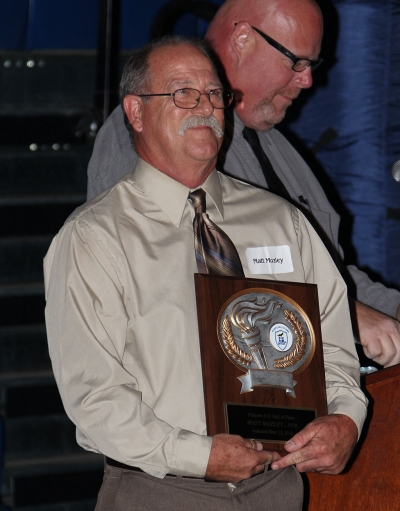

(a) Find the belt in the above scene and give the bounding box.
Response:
[106,457,144,473]
[105,457,220,483]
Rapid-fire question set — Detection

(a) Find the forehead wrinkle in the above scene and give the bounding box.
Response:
[167,78,223,91]
[168,79,195,89]
[149,47,222,92]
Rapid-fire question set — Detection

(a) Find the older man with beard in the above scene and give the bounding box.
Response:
[45,36,367,510]
[87,0,400,371]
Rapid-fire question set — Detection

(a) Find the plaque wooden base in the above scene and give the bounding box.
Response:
[194,274,328,454]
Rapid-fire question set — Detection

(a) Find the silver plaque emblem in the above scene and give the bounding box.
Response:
[217,288,315,397]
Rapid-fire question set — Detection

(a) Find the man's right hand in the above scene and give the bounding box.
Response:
[205,433,280,483]
[355,301,400,367]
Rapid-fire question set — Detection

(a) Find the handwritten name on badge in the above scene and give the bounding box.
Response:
[246,245,294,274]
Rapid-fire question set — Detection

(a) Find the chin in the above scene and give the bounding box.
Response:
[186,135,220,154]
[243,96,289,131]
[185,141,218,158]
[255,108,288,131]
[192,150,219,162]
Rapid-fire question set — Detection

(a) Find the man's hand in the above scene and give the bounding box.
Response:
[205,433,280,482]
[270,414,357,474]
[355,301,400,367]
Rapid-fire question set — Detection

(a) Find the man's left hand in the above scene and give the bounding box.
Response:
[270,414,358,474]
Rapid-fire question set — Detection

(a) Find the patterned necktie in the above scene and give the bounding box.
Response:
[189,188,244,277]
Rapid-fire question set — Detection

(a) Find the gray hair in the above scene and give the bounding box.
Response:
[119,36,216,144]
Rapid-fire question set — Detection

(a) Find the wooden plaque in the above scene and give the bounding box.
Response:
[194,274,328,453]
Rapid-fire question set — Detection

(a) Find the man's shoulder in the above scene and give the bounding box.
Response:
[64,175,134,228]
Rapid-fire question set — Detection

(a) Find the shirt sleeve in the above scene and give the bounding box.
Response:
[294,210,368,437]
[346,264,400,319]
[44,219,212,479]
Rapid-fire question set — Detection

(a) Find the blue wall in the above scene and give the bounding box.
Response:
[0,0,222,50]
[281,0,400,289]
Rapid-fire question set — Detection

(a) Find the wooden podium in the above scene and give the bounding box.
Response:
[305,364,400,510]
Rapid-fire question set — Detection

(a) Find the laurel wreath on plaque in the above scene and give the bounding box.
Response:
[273,310,306,369]
[216,290,315,397]
[222,316,253,366]
[222,310,306,370]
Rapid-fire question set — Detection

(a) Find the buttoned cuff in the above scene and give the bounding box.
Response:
[327,392,368,439]
[168,430,212,478]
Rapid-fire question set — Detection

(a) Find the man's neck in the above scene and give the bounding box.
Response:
[137,154,217,190]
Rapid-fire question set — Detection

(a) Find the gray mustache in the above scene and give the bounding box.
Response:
[178,116,224,138]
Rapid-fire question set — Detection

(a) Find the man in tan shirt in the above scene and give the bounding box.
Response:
[44,37,367,510]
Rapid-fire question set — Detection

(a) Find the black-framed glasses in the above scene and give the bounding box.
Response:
[250,25,323,72]
[137,87,234,109]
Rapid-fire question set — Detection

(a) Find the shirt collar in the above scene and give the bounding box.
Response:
[131,158,224,228]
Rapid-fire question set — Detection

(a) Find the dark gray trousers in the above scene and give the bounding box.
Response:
[95,464,303,511]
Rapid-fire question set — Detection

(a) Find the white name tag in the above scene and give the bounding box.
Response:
[246,245,294,274]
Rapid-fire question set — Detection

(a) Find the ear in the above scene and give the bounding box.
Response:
[230,21,255,61]
[123,94,144,133]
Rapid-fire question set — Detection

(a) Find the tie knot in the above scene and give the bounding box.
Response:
[189,188,206,214]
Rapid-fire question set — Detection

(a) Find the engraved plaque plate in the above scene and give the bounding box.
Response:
[225,403,316,442]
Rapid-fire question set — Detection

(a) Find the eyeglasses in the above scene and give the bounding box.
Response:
[250,25,323,72]
[137,88,234,109]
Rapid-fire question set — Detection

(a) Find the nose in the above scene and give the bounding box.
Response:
[194,92,215,114]
[294,66,313,89]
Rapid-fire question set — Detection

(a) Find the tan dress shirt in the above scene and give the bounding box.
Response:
[44,158,367,479]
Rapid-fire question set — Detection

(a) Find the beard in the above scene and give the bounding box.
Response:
[254,88,302,131]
